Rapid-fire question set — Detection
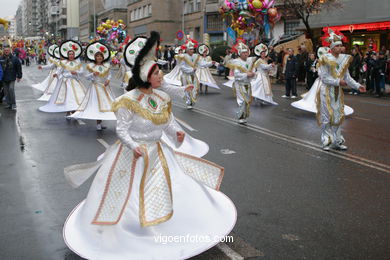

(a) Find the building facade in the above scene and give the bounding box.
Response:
[79,0,105,43]
[298,0,390,52]
[97,0,127,34]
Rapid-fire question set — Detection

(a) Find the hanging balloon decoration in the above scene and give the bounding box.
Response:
[218,0,281,37]
[96,19,127,45]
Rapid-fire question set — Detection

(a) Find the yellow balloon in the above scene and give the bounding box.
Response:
[252,0,263,9]
[106,19,111,24]
[118,19,124,24]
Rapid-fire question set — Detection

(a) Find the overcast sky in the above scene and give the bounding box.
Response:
[0,0,21,18]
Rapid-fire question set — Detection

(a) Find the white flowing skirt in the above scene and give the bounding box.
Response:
[251,72,278,105]
[31,69,55,92]
[39,78,86,113]
[70,83,117,121]
[63,142,236,260]
[291,78,354,115]
[37,76,58,101]
[196,68,220,89]
[164,66,182,86]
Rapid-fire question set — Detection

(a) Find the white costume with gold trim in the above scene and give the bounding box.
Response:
[120,57,132,89]
[232,57,256,119]
[164,54,184,86]
[291,71,354,115]
[37,57,60,101]
[251,58,278,105]
[196,56,219,89]
[63,88,236,260]
[32,57,58,92]
[180,53,200,106]
[70,63,117,121]
[316,53,360,147]
[39,59,86,113]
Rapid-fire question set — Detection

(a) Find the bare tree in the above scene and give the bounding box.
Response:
[279,0,342,44]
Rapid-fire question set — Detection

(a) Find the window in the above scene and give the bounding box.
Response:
[130,10,134,21]
[188,0,194,13]
[207,14,223,31]
[284,21,300,36]
[148,4,152,16]
[143,6,147,18]
[196,0,201,12]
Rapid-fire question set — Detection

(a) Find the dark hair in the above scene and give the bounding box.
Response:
[67,50,75,55]
[126,63,159,92]
[131,31,160,88]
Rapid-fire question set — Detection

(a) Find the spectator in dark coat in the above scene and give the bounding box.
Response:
[282,48,298,98]
[0,62,3,103]
[306,52,318,90]
[373,52,386,97]
[349,48,361,95]
[296,46,308,83]
[164,46,175,70]
[276,47,285,83]
[0,46,22,110]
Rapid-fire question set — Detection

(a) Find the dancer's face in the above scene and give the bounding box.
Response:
[240,51,249,60]
[332,45,342,55]
[149,66,161,89]
[95,53,104,64]
[68,51,75,61]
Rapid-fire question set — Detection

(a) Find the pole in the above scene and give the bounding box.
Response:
[182,0,184,34]
[93,0,96,37]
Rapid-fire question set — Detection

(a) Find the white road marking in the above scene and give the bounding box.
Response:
[354,116,372,121]
[220,149,236,155]
[173,102,390,174]
[97,139,109,149]
[77,119,86,125]
[217,243,244,260]
[175,117,197,132]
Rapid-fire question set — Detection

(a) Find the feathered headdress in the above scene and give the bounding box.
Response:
[321,28,347,49]
[181,37,198,50]
[232,39,250,56]
[131,31,160,88]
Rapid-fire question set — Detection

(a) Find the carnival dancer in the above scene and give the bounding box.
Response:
[231,41,256,124]
[163,46,184,86]
[180,37,200,109]
[122,36,209,157]
[69,42,116,130]
[63,31,236,260]
[251,43,278,105]
[32,44,59,92]
[37,45,61,101]
[291,47,354,115]
[39,40,86,117]
[195,44,219,93]
[316,29,366,151]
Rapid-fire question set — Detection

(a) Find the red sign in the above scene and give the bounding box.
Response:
[324,21,390,32]
[176,30,184,40]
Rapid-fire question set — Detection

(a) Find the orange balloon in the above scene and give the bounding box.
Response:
[268,8,278,18]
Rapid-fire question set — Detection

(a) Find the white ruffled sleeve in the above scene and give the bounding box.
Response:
[115,108,139,150]
[163,114,182,148]
[160,82,185,99]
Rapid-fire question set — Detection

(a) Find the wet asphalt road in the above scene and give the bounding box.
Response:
[0,64,389,260]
